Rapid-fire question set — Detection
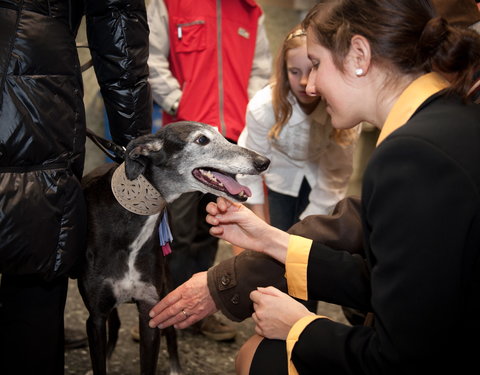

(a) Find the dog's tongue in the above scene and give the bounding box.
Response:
[212,171,252,197]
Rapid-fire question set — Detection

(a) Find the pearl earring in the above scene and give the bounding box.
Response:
[355,68,364,77]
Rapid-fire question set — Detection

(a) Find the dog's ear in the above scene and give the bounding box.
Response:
[124,138,166,180]
[124,147,148,180]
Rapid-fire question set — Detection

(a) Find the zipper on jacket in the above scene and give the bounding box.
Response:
[216,0,226,137]
[176,20,205,40]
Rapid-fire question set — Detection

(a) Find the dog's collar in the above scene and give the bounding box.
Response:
[111,162,166,215]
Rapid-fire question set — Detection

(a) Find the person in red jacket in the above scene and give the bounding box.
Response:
[146,0,272,341]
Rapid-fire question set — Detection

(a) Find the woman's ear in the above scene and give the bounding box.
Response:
[348,34,372,77]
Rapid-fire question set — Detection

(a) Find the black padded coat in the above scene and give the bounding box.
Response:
[0,0,151,280]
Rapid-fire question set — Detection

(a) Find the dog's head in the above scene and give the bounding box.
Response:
[123,121,270,203]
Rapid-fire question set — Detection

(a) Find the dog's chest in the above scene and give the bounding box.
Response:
[107,215,160,306]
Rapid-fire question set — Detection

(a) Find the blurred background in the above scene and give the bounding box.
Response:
[78,0,378,189]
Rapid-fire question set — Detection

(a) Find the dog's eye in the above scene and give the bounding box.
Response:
[195,135,210,146]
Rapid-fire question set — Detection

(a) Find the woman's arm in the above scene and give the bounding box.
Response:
[206,198,290,263]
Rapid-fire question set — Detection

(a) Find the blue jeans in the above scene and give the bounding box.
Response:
[267,178,311,231]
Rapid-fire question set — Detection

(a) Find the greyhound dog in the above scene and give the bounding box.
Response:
[78,121,270,375]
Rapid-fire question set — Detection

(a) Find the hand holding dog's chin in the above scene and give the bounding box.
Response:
[207,197,290,264]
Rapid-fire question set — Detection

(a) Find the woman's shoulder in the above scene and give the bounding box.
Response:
[404,93,480,140]
[379,94,480,179]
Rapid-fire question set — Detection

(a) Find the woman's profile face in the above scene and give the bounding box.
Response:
[305,29,362,129]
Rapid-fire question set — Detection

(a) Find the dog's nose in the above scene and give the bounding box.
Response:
[254,155,270,172]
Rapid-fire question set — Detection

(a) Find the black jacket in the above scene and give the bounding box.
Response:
[293,93,480,374]
[0,0,151,280]
[208,93,480,374]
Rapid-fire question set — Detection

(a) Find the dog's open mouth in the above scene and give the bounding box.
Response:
[192,168,252,202]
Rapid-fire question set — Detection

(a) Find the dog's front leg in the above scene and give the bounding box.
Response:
[163,325,183,375]
[137,301,161,375]
[86,314,109,375]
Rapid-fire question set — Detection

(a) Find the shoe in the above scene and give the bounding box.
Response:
[198,315,237,342]
[64,327,88,350]
[131,326,140,342]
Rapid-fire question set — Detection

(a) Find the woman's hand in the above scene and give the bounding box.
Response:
[250,286,316,340]
[148,271,217,329]
[206,197,290,263]
[247,203,269,223]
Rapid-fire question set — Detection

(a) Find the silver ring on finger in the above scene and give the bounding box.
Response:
[181,309,189,320]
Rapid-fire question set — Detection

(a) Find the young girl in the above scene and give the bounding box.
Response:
[238,26,360,231]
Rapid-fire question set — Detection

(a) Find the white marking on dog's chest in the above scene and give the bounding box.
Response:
[108,214,160,306]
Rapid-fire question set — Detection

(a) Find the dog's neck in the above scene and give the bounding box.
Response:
[111,163,167,216]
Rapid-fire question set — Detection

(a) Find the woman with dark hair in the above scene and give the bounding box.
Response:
[149,1,480,374]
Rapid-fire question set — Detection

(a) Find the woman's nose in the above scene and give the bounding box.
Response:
[306,70,317,96]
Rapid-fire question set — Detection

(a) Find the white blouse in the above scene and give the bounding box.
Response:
[238,85,360,218]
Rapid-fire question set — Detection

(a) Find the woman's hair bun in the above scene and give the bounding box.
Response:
[417,17,449,64]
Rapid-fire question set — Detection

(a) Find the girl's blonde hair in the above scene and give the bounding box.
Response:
[269,25,358,146]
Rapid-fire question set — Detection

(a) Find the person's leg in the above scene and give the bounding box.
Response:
[167,191,203,288]
[236,334,264,375]
[191,193,219,272]
[293,177,311,223]
[167,192,220,288]
[267,188,297,231]
[236,335,288,375]
[0,274,68,375]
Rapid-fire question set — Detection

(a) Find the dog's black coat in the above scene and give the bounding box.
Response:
[78,122,270,375]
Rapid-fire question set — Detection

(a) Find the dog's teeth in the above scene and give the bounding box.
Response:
[201,169,220,183]
[201,170,214,179]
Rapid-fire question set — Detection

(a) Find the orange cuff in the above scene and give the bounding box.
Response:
[285,235,313,300]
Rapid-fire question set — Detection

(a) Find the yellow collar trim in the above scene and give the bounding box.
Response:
[376,72,450,146]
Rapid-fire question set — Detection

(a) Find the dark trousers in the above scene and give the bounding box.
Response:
[267,177,311,231]
[167,191,219,288]
[0,274,67,375]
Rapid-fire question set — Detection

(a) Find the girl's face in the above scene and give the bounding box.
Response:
[286,43,320,109]
[305,29,363,129]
